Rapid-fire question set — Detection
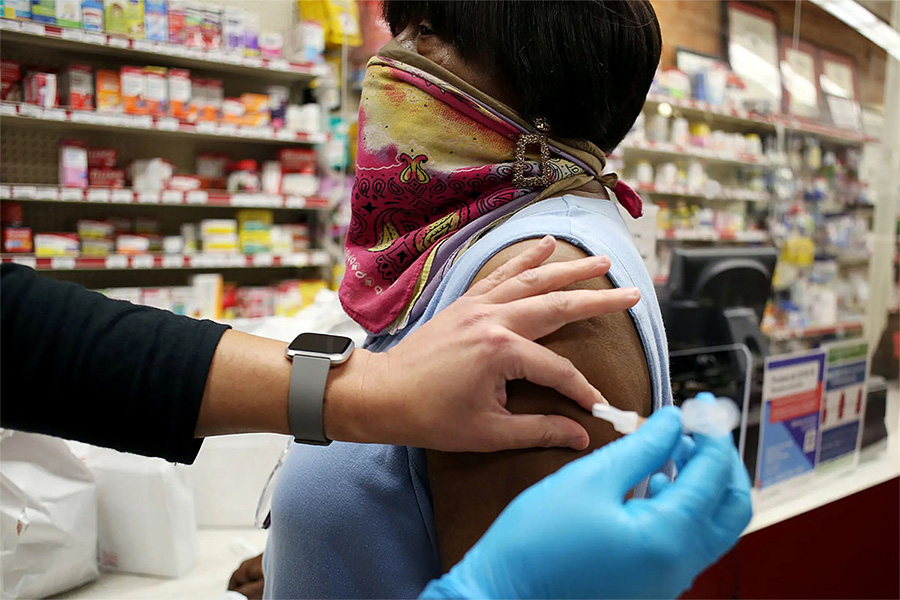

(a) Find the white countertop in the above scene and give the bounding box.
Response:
[56,385,899,599]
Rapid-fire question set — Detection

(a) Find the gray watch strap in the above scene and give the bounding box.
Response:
[289,355,332,445]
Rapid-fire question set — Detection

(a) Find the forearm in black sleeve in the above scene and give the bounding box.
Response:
[1,264,229,463]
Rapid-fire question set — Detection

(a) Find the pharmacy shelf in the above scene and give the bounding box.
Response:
[764,319,865,342]
[1,251,331,271]
[0,102,326,146]
[644,94,877,146]
[656,229,769,243]
[0,185,331,210]
[620,139,770,168]
[0,18,326,83]
[635,182,769,203]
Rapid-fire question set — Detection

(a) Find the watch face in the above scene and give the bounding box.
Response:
[288,333,354,357]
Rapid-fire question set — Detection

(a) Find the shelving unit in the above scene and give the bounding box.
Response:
[0,18,327,82]
[0,17,336,319]
[0,185,330,210]
[1,102,326,145]
[1,251,330,271]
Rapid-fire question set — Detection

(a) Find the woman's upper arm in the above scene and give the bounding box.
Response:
[425,238,653,571]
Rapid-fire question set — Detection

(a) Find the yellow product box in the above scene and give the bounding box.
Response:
[203,234,239,254]
[300,279,327,308]
[200,219,238,237]
[298,0,360,47]
[34,233,80,257]
[239,230,271,254]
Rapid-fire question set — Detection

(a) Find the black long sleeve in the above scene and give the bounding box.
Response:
[1,264,229,463]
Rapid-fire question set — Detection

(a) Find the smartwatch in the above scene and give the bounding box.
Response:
[285,332,355,445]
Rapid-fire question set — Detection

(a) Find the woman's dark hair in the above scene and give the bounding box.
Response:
[382,0,662,153]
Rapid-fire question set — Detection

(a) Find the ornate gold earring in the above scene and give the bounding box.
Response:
[512,117,552,188]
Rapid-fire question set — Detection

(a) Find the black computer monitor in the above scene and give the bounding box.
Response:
[661,246,778,354]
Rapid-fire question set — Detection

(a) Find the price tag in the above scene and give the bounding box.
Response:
[34,187,59,200]
[61,28,84,41]
[162,255,185,269]
[18,103,42,118]
[260,194,281,207]
[252,253,274,267]
[189,254,208,268]
[156,117,179,131]
[87,188,111,202]
[133,39,153,52]
[227,254,248,268]
[217,123,237,136]
[110,189,133,203]
[0,19,22,32]
[283,254,308,267]
[187,48,205,59]
[0,185,10,199]
[161,190,183,204]
[137,191,160,204]
[284,196,307,209]
[258,126,274,139]
[12,186,37,199]
[275,129,295,141]
[12,256,37,269]
[207,49,224,61]
[132,115,153,129]
[186,191,208,205]
[105,255,128,269]
[196,121,216,134]
[244,56,263,68]
[22,22,45,35]
[51,257,76,270]
[0,103,17,116]
[43,108,66,121]
[59,187,83,201]
[83,31,105,45]
[132,254,154,269]
[70,110,94,123]
[269,58,290,71]
[168,45,187,57]
[108,36,129,48]
[223,53,243,64]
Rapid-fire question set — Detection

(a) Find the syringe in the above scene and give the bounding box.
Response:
[592,393,740,437]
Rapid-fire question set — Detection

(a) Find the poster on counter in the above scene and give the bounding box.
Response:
[817,340,869,467]
[757,350,825,488]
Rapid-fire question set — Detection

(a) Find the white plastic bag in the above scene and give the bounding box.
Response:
[0,430,99,599]
[84,446,198,578]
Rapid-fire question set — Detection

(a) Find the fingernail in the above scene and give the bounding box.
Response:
[541,235,555,246]
[596,390,609,405]
[625,287,640,300]
[594,256,610,267]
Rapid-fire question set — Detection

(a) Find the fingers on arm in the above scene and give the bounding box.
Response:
[484,255,612,304]
[465,236,556,297]
[498,334,605,410]
[484,412,590,451]
[499,287,640,341]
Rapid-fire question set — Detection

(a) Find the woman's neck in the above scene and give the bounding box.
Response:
[555,178,610,200]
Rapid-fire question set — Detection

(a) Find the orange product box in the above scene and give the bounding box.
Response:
[240,93,268,114]
[144,66,168,117]
[96,69,121,112]
[3,227,33,253]
[222,97,244,124]
[120,66,147,115]
[239,111,270,127]
[167,69,193,121]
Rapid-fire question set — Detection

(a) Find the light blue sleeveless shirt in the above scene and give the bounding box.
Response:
[263,194,672,599]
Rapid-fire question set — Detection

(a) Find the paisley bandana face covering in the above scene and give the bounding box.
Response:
[340,40,643,334]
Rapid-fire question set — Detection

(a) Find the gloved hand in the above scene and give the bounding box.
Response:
[420,405,752,600]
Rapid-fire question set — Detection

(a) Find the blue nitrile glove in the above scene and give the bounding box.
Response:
[420,405,752,600]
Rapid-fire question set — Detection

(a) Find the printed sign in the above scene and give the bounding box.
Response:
[817,340,868,466]
[757,350,825,488]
